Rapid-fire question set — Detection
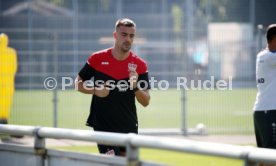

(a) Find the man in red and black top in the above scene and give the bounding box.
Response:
[75,18,150,156]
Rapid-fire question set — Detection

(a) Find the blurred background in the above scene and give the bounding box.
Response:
[1,0,276,136]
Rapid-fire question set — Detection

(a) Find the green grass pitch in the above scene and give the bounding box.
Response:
[10,88,256,134]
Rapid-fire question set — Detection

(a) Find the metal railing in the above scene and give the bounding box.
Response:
[1,124,276,166]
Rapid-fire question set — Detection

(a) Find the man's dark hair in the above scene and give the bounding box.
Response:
[115,18,136,31]
[266,24,276,43]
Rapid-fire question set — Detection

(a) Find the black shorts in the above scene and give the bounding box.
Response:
[97,144,126,156]
[254,110,276,148]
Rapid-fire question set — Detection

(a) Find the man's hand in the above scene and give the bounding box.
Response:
[128,69,150,107]
[75,75,109,98]
[129,70,138,89]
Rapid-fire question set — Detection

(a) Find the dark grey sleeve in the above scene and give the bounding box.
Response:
[137,72,150,90]
[78,63,95,81]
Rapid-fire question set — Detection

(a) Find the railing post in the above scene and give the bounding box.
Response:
[126,134,140,166]
[244,160,258,166]
[242,147,257,166]
[33,127,46,166]
[243,160,258,166]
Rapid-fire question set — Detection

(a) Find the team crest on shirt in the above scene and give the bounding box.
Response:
[128,63,137,71]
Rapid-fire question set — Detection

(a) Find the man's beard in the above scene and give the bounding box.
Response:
[121,43,131,52]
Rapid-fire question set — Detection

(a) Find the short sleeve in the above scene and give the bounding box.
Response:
[137,72,150,90]
[78,63,95,81]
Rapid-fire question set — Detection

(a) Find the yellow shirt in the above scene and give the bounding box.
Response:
[0,34,17,93]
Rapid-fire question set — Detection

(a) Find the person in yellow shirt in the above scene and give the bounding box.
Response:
[0,33,17,126]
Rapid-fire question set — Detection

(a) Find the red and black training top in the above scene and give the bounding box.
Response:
[78,48,150,134]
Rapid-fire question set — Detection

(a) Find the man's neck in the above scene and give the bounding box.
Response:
[112,48,130,61]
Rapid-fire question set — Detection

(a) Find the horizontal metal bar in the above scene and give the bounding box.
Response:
[37,127,130,146]
[248,148,276,163]
[0,125,35,136]
[130,135,251,159]
[0,144,37,154]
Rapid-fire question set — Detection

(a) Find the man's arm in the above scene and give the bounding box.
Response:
[75,75,94,94]
[75,75,110,97]
[134,89,150,107]
[129,70,150,107]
